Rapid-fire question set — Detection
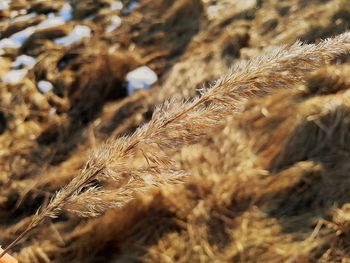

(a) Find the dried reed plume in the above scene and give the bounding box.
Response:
[1,32,350,258]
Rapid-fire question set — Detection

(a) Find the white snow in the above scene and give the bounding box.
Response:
[9,9,26,18]
[54,25,91,46]
[106,16,121,33]
[1,2,73,51]
[0,0,10,10]
[10,10,18,18]
[1,14,66,51]
[0,38,21,49]
[35,2,72,29]
[126,66,158,95]
[19,9,27,15]
[207,5,218,19]
[0,26,36,51]
[10,26,36,45]
[111,1,123,11]
[2,69,27,83]
[122,0,138,14]
[37,80,54,93]
[0,2,86,52]
[12,55,37,69]
[37,16,65,29]
[58,3,73,21]
[49,107,57,115]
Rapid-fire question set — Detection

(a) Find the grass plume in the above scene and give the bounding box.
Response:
[1,32,350,259]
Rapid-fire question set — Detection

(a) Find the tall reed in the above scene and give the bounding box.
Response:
[1,32,350,258]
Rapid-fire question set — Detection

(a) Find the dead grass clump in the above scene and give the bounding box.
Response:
[70,0,110,20]
[157,21,250,101]
[68,50,141,122]
[28,0,63,14]
[238,91,350,171]
[119,0,203,67]
[306,64,350,95]
[250,0,350,46]
[106,88,350,262]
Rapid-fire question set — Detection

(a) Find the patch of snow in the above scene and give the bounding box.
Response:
[11,13,36,24]
[0,38,21,49]
[106,16,121,33]
[10,10,18,18]
[9,26,36,46]
[47,12,55,18]
[0,27,36,51]
[2,69,27,83]
[1,4,75,51]
[49,107,57,115]
[207,5,218,19]
[58,3,73,21]
[37,16,65,29]
[12,55,37,69]
[37,80,54,93]
[126,66,158,95]
[0,0,10,10]
[54,25,91,46]
[111,1,123,11]
[122,0,138,14]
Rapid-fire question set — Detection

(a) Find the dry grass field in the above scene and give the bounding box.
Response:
[1,0,350,262]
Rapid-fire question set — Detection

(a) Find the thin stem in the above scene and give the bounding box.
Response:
[0,223,37,258]
[0,167,105,258]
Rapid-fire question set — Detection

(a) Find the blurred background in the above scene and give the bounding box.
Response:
[0,0,350,262]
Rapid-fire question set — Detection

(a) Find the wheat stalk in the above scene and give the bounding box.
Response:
[1,32,350,259]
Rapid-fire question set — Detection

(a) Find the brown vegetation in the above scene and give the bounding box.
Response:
[1,0,350,262]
